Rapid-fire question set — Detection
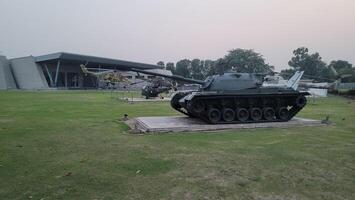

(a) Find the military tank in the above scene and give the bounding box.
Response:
[130,68,309,124]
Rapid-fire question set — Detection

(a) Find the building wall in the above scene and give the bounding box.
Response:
[10,56,49,89]
[40,62,85,88]
[0,56,17,89]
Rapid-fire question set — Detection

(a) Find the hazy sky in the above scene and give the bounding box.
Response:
[1,0,354,71]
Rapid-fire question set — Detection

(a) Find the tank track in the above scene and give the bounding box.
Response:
[171,92,309,124]
[170,91,194,117]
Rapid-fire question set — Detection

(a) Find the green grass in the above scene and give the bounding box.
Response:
[0,91,354,200]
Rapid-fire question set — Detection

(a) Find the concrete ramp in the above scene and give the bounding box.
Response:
[10,56,48,89]
[120,97,171,102]
[127,116,325,133]
[0,56,17,89]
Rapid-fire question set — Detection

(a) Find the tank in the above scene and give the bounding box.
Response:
[130,68,309,124]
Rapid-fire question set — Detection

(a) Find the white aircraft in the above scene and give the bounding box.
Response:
[263,71,304,90]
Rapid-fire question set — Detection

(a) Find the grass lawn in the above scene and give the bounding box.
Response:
[0,91,354,200]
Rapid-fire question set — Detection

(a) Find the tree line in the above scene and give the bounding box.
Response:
[157,48,355,83]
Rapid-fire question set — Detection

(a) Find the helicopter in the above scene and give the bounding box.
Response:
[267,66,354,97]
[141,76,176,99]
[80,64,131,88]
[296,65,353,92]
[81,64,176,97]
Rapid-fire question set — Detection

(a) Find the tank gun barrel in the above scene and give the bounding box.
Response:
[130,68,205,85]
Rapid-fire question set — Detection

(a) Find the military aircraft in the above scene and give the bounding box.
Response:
[80,64,131,88]
[81,64,176,97]
[326,66,354,94]
[297,66,353,91]
[267,66,354,96]
[141,77,176,99]
[263,71,304,89]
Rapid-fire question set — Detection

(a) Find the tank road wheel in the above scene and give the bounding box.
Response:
[295,95,307,107]
[250,108,262,121]
[236,108,249,122]
[207,108,221,124]
[187,100,205,114]
[222,108,235,122]
[263,107,275,121]
[277,107,289,121]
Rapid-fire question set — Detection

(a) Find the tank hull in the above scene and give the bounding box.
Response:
[171,89,309,124]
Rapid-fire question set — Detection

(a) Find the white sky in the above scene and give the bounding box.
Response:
[1,0,354,71]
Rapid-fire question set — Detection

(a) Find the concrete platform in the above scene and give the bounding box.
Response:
[120,97,171,102]
[126,116,326,133]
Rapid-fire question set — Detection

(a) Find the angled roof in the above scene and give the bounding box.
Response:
[35,52,162,70]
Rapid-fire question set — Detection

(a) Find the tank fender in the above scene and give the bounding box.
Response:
[201,76,215,89]
[184,93,196,101]
[178,93,194,104]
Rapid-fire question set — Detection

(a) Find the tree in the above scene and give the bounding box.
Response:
[214,58,228,75]
[213,49,273,74]
[288,47,327,78]
[157,61,165,67]
[175,59,191,78]
[279,68,296,79]
[190,59,205,80]
[204,59,216,77]
[165,62,175,74]
[329,60,352,72]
